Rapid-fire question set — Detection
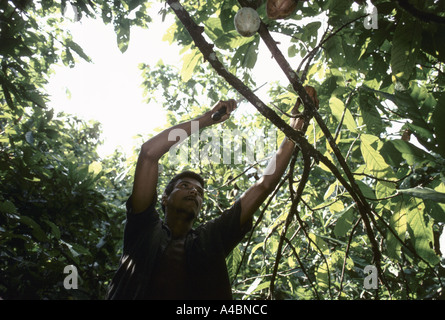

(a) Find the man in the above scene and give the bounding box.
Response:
[106,99,305,300]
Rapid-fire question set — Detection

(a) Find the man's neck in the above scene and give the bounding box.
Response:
[165,212,194,239]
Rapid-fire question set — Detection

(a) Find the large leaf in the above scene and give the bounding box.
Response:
[388,139,434,166]
[231,39,259,69]
[390,14,421,81]
[315,262,330,290]
[362,87,428,127]
[359,92,383,135]
[431,93,445,157]
[226,245,242,282]
[334,207,354,237]
[18,215,48,242]
[406,198,440,265]
[65,38,92,63]
[424,183,445,222]
[180,47,202,82]
[329,96,358,133]
[397,187,445,203]
[115,17,131,53]
[360,134,393,179]
[325,36,345,67]
[387,199,407,261]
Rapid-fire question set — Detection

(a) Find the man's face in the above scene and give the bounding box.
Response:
[162,177,204,220]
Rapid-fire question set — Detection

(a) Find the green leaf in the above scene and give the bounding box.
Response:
[19,215,48,242]
[359,92,383,135]
[390,14,421,81]
[329,96,357,133]
[226,245,242,282]
[44,219,61,240]
[115,18,131,53]
[388,140,434,166]
[61,47,75,67]
[219,2,236,33]
[406,198,439,265]
[360,134,392,179]
[204,17,224,42]
[355,180,377,200]
[88,161,103,177]
[180,48,202,82]
[325,36,345,67]
[334,208,354,237]
[288,44,298,58]
[25,90,47,108]
[424,200,445,223]
[362,87,426,125]
[380,140,404,167]
[309,233,329,255]
[397,187,445,203]
[300,21,321,47]
[316,262,330,290]
[431,94,445,157]
[214,31,254,49]
[74,164,89,182]
[65,39,92,63]
[0,200,17,214]
[375,180,396,199]
[242,40,259,69]
[231,39,259,69]
[71,243,92,256]
[387,199,407,261]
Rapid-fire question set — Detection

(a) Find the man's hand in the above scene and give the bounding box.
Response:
[289,85,319,132]
[290,111,305,132]
[207,99,237,124]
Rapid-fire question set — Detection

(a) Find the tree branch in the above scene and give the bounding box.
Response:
[251,10,386,285]
[396,0,445,24]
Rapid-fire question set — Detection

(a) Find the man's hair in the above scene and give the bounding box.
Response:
[161,170,205,213]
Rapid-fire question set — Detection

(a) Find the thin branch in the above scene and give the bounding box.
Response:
[267,150,330,299]
[262,22,386,287]
[337,216,361,298]
[334,90,357,141]
[396,0,445,24]
[282,236,320,299]
[352,172,400,185]
[297,14,367,82]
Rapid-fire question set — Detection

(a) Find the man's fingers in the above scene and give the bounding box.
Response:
[211,99,237,122]
[224,99,237,114]
[225,99,237,113]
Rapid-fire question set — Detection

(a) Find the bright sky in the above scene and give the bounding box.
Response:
[45,4,300,158]
[46,4,179,157]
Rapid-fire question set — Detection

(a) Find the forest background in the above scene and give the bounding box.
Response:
[1,0,445,300]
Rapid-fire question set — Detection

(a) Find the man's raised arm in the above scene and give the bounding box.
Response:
[131,100,237,214]
[239,89,318,227]
[239,134,299,226]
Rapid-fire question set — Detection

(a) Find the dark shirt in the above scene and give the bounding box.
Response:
[149,236,187,299]
[106,196,251,300]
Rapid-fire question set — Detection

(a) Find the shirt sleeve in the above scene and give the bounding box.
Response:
[199,199,252,257]
[122,194,160,254]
